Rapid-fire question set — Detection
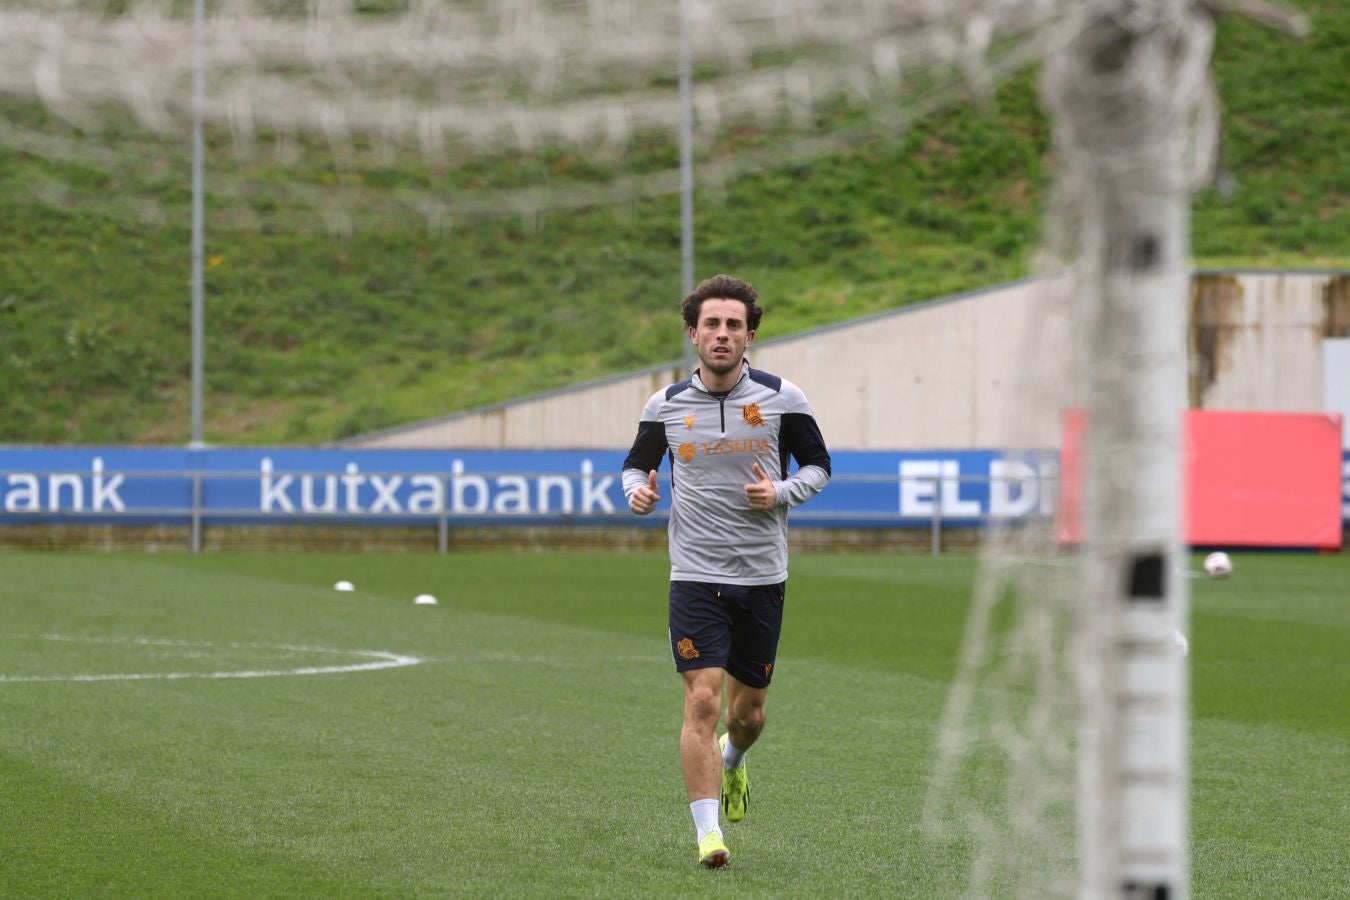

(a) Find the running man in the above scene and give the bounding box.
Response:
[622,274,832,868]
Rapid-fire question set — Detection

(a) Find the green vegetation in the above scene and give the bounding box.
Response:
[0,2,1345,445]
[0,551,1346,896]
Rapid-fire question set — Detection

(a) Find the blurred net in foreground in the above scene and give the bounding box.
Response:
[2,0,1312,895]
[924,1,1306,897]
[0,0,1072,228]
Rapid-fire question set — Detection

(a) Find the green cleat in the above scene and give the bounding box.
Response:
[718,733,749,823]
[698,830,730,869]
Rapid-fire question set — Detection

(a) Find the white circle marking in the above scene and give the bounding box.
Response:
[0,634,422,683]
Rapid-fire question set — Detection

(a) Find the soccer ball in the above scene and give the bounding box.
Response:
[1203,551,1233,579]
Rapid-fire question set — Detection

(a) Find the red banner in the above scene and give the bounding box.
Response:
[1059,410,1343,549]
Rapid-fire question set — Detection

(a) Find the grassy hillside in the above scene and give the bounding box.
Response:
[1,2,1345,445]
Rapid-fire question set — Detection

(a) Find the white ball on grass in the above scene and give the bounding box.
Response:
[414,594,438,606]
[1203,552,1233,579]
[334,580,355,592]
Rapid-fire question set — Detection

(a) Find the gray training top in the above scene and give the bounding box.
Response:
[621,360,832,585]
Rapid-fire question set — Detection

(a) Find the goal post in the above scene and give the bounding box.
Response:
[927,2,1308,897]
[925,1,1218,895]
[1046,6,1208,895]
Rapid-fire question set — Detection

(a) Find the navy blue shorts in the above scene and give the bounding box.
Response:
[668,581,786,689]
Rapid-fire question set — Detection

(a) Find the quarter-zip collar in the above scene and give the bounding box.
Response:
[690,360,752,438]
[690,359,751,397]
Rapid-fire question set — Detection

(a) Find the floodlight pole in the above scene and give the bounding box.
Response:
[677,0,696,374]
[189,0,206,449]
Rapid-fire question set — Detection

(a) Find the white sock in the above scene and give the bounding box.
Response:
[690,798,721,842]
[721,737,747,770]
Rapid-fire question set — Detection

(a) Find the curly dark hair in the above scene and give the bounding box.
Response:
[681,274,763,332]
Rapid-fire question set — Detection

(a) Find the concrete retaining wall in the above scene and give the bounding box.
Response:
[348,271,1349,451]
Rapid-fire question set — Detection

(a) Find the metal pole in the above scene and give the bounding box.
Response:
[677,0,696,373]
[190,471,203,554]
[189,0,206,449]
[438,474,450,553]
[930,476,942,556]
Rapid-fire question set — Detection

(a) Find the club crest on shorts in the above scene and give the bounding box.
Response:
[741,403,766,427]
[676,637,700,659]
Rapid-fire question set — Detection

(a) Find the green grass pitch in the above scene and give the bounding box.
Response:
[1,550,1346,897]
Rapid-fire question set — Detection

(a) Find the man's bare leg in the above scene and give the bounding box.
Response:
[681,667,730,867]
[724,675,767,758]
[680,667,725,801]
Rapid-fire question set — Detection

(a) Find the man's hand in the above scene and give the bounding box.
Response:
[744,462,777,510]
[630,469,660,515]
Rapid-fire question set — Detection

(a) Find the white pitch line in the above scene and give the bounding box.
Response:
[0,634,422,683]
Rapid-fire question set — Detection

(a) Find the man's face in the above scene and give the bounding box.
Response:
[689,297,754,379]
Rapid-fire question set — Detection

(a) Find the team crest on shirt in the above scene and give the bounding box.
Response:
[678,443,697,462]
[741,403,765,427]
[683,414,696,429]
[677,637,700,659]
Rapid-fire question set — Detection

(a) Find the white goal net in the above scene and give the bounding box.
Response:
[924,2,1303,898]
[2,0,1308,895]
[0,0,1071,228]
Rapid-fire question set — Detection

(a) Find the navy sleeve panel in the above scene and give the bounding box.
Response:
[665,380,693,401]
[623,420,669,473]
[747,367,783,393]
[781,412,832,476]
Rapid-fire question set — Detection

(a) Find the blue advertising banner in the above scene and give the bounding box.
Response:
[0,447,1345,528]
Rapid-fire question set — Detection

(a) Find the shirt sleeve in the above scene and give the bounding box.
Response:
[621,393,669,504]
[773,383,831,508]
